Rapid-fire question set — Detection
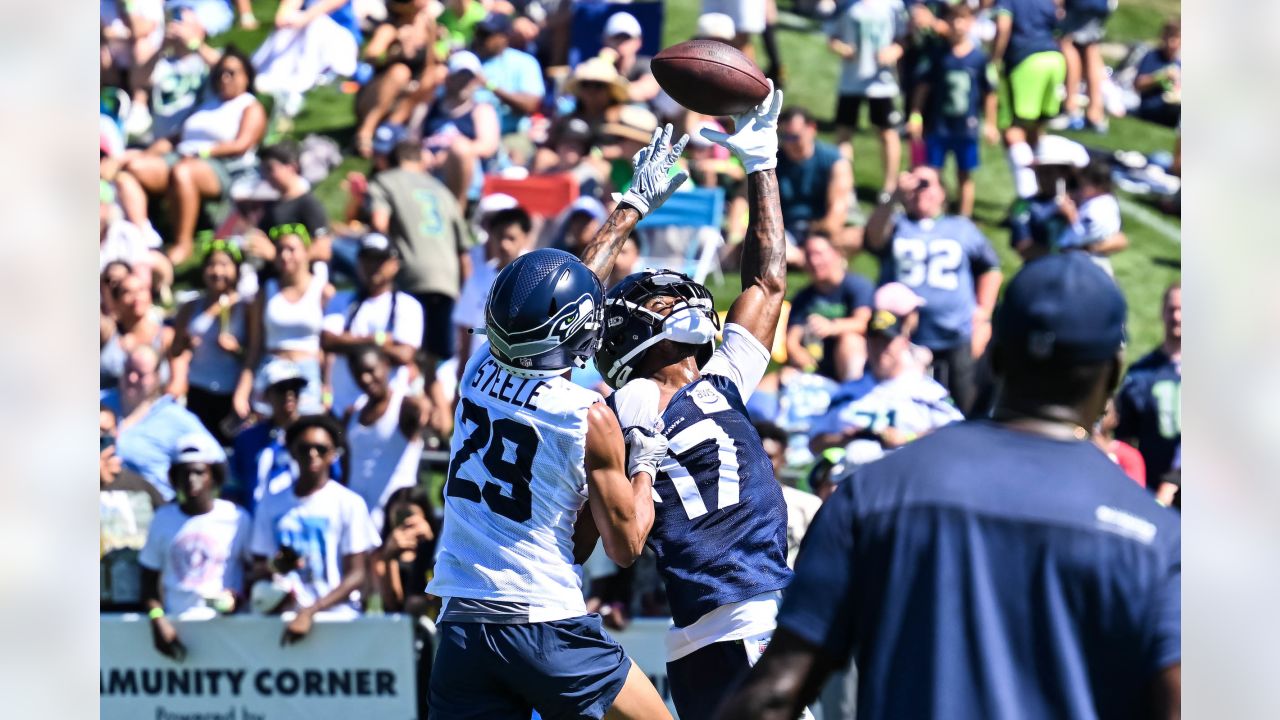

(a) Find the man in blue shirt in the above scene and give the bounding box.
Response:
[865,166,1002,414]
[1116,281,1181,483]
[1133,19,1181,128]
[473,13,546,138]
[785,233,875,381]
[776,107,857,253]
[106,345,219,501]
[716,253,1182,720]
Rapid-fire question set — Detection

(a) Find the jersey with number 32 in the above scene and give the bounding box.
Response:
[428,351,602,622]
[609,325,792,629]
[878,213,1000,350]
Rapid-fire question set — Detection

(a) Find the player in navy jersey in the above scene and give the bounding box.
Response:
[717,253,1181,720]
[595,84,806,720]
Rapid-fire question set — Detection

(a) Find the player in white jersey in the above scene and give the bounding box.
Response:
[427,126,690,720]
[595,85,814,719]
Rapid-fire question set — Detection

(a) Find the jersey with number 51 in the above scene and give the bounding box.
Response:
[877,213,1000,351]
[427,350,602,622]
[609,325,791,629]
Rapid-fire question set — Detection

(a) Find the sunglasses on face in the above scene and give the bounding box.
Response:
[781,133,802,143]
[217,66,243,78]
[579,81,609,90]
[293,442,334,457]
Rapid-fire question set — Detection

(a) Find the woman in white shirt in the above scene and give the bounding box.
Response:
[115,46,267,266]
[239,225,335,416]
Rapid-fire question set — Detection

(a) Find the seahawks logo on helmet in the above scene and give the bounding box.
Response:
[487,293,601,363]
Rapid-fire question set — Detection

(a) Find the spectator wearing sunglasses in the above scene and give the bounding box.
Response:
[776,107,859,256]
[167,239,252,443]
[250,415,380,642]
[865,166,1002,415]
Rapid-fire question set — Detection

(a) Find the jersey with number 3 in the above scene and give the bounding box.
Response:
[878,213,1000,350]
[609,325,792,629]
[428,351,602,622]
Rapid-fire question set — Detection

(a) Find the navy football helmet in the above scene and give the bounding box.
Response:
[596,270,721,390]
[483,248,604,377]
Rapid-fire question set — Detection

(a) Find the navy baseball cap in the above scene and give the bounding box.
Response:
[476,13,513,35]
[995,253,1127,363]
[371,123,407,156]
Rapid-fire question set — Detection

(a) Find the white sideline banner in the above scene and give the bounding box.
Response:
[612,618,681,716]
[101,614,417,720]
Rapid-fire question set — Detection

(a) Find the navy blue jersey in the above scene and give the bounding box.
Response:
[1115,349,1181,480]
[916,45,995,139]
[994,0,1062,69]
[611,373,792,628]
[778,421,1181,719]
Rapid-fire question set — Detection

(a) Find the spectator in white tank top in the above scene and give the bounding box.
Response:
[111,46,267,267]
[342,345,432,529]
[240,226,335,416]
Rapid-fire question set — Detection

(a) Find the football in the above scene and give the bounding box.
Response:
[651,39,770,117]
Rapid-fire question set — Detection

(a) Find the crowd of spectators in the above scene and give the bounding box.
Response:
[100,0,1180,715]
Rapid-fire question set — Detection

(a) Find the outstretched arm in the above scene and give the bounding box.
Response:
[583,402,663,567]
[580,124,689,282]
[701,83,787,349]
[728,169,788,349]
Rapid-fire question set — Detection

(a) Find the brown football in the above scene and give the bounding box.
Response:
[652,39,770,117]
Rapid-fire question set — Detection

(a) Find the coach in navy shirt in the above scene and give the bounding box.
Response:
[716,253,1181,720]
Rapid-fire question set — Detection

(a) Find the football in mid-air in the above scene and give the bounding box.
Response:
[652,39,770,117]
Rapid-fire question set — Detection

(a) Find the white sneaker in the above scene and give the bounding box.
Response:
[124,103,153,141]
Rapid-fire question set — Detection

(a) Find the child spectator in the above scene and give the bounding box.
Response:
[826,0,907,193]
[907,3,999,218]
[785,233,874,382]
[140,433,252,622]
[1134,19,1181,128]
[1056,159,1127,276]
[251,414,380,643]
[1007,135,1090,262]
[100,405,163,612]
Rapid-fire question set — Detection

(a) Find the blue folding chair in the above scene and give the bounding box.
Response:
[635,187,726,284]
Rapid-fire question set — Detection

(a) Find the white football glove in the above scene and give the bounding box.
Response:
[624,426,669,481]
[698,80,784,174]
[616,123,690,217]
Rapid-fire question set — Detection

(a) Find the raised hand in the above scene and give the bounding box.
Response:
[699,80,784,174]
[617,123,690,217]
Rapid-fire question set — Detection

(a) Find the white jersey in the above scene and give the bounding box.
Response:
[427,350,603,623]
[811,370,964,465]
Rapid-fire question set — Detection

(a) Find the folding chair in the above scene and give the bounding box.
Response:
[634,187,726,285]
[480,173,580,218]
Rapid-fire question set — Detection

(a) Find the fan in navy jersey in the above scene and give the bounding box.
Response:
[596,84,807,720]
[717,253,1181,720]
